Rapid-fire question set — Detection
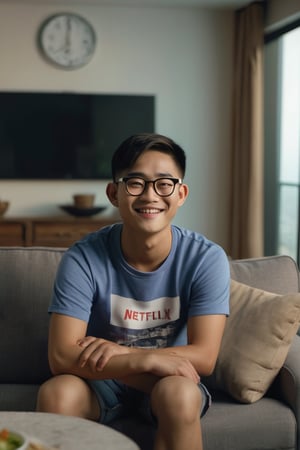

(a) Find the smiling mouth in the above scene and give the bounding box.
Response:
[135,208,163,214]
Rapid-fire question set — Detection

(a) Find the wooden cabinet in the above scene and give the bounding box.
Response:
[0,219,30,246]
[0,216,118,248]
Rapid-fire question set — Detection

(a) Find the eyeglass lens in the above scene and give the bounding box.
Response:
[125,178,177,196]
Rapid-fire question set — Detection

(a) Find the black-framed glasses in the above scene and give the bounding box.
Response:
[117,177,182,197]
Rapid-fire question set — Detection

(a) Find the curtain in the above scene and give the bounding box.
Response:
[229,1,265,259]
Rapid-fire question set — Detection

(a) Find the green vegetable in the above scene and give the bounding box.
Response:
[0,430,24,450]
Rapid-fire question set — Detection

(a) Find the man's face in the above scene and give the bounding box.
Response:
[107,150,188,235]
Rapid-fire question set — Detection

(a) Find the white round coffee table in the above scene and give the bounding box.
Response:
[0,412,140,450]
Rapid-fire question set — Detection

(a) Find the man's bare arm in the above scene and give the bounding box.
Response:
[48,313,145,378]
[48,313,200,392]
[48,313,226,391]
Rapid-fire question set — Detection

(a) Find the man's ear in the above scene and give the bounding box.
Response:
[178,183,189,207]
[106,182,119,207]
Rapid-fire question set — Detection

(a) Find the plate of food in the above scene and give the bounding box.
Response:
[0,429,27,450]
[0,429,58,450]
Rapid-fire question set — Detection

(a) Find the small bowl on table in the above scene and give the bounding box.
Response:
[73,194,95,209]
[0,428,28,450]
[0,201,9,217]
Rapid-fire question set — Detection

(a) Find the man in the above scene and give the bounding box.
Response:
[37,133,230,450]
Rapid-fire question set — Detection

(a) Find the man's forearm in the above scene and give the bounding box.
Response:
[49,338,202,389]
[49,344,154,381]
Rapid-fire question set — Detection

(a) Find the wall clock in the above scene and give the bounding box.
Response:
[38,13,96,70]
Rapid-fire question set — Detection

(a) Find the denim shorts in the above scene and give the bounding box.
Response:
[88,379,212,425]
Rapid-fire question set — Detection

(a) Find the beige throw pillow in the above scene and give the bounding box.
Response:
[214,279,300,403]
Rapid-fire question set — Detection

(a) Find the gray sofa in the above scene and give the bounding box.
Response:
[0,246,300,450]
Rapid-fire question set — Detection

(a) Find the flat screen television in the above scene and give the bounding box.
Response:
[0,92,155,179]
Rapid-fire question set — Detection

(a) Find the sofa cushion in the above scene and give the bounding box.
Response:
[0,247,65,383]
[230,255,300,294]
[201,393,296,450]
[213,279,300,403]
[0,384,40,411]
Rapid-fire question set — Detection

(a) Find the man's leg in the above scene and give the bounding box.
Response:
[36,374,100,421]
[151,376,203,450]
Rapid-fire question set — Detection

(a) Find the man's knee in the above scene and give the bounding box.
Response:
[151,376,202,423]
[37,374,99,420]
[37,375,75,412]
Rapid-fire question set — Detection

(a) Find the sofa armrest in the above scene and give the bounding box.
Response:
[278,335,300,449]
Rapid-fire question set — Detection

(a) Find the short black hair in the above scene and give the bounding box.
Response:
[111,133,186,181]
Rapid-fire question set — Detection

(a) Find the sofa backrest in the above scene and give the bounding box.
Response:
[230,255,300,294]
[0,247,65,384]
[0,247,299,385]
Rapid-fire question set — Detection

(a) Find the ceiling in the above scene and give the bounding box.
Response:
[0,0,254,9]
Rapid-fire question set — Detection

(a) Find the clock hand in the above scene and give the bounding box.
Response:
[65,16,71,51]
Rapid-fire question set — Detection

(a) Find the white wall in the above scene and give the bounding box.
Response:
[0,2,233,250]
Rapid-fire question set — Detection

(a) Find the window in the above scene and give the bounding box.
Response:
[264,23,300,264]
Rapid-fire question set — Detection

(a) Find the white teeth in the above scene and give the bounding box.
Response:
[138,208,160,214]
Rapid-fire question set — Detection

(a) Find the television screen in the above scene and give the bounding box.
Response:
[0,92,155,179]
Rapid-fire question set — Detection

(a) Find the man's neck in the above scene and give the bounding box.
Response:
[120,226,172,272]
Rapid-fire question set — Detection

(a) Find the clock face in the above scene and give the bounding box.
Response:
[38,13,96,69]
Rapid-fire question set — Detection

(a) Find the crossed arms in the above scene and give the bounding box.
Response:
[48,312,226,393]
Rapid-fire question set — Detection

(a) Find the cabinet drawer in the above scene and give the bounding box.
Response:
[0,222,27,246]
[32,222,106,246]
[0,217,117,247]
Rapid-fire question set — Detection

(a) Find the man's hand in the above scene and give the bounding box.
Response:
[77,336,200,384]
[77,336,131,371]
[145,352,200,384]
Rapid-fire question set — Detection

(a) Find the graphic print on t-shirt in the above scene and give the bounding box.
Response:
[110,294,180,348]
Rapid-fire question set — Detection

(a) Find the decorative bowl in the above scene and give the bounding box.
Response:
[60,205,107,217]
[0,201,9,217]
[73,194,95,209]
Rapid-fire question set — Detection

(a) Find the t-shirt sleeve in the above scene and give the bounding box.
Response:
[49,246,94,322]
[188,243,230,317]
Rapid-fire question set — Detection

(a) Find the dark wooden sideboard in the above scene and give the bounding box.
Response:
[0,216,119,248]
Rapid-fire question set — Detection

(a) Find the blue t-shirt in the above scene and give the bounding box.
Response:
[49,224,230,348]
